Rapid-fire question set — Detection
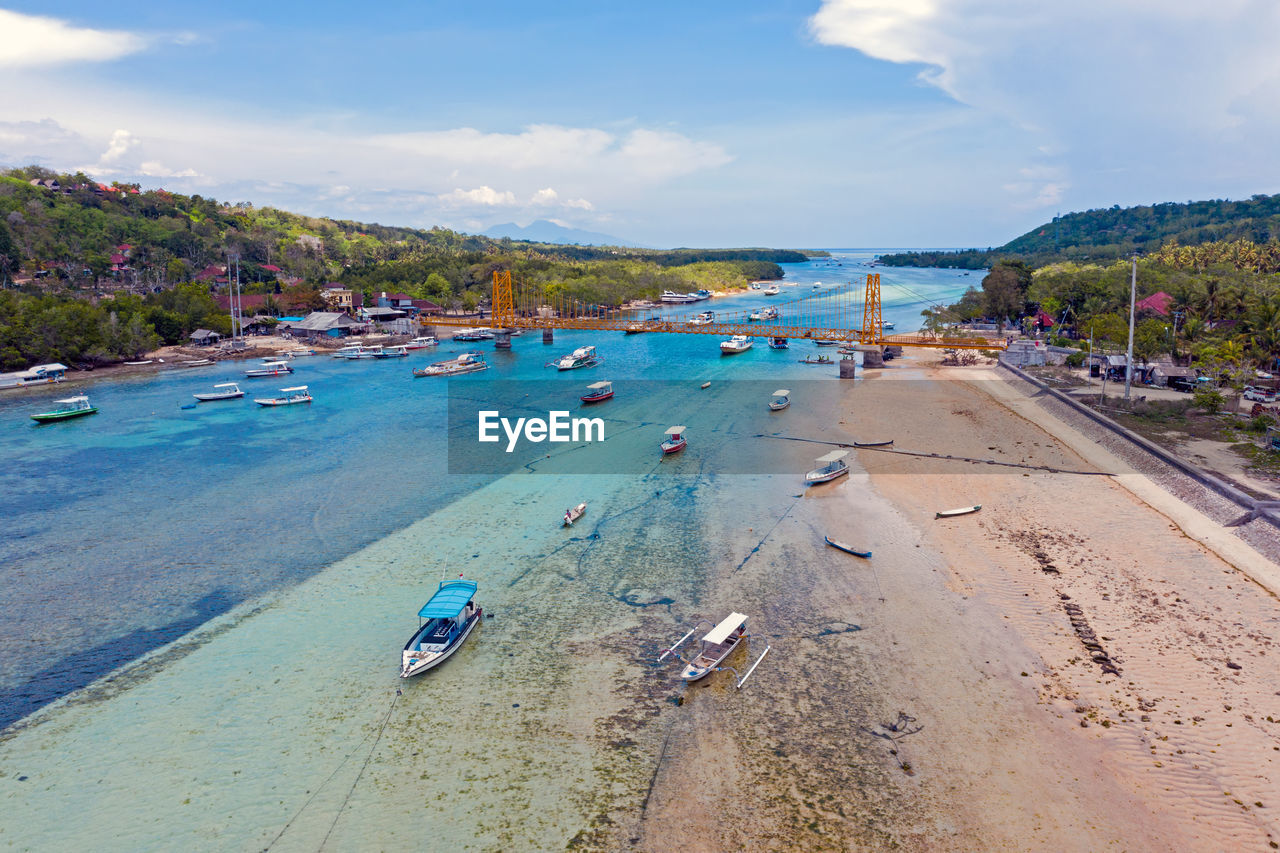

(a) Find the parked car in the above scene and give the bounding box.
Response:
[1244,385,1278,403]
[1168,376,1195,393]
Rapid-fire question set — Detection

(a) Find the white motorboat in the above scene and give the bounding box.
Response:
[720,335,752,354]
[769,337,789,349]
[414,351,488,376]
[332,343,365,358]
[661,425,687,455]
[349,343,383,359]
[687,311,715,326]
[244,360,294,378]
[657,612,771,688]
[563,502,587,526]
[254,385,312,406]
[882,321,895,330]
[806,450,849,484]
[373,345,408,358]
[405,336,439,349]
[400,579,482,677]
[193,382,244,402]
[661,290,698,303]
[768,389,790,411]
[763,285,781,296]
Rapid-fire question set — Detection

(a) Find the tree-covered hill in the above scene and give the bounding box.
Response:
[879,193,1280,268]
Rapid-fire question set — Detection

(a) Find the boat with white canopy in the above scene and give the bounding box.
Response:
[806,450,849,484]
[254,386,312,406]
[244,360,293,378]
[30,395,97,423]
[580,380,613,402]
[657,612,771,688]
[720,335,752,354]
[400,578,482,677]
[768,389,790,411]
[193,382,244,402]
[661,425,687,455]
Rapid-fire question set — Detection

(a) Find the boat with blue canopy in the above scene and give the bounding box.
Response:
[400,578,482,677]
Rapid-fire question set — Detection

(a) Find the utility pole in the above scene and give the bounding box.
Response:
[1124,254,1137,401]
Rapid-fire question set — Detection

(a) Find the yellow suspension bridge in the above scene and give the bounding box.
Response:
[424,270,1006,351]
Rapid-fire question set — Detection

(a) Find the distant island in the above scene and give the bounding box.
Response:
[483,220,644,247]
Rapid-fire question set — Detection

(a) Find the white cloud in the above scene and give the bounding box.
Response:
[564,197,594,211]
[100,129,139,164]
[439,186,517,207]
[530,187,559,205]
[138,161,199,178]
[0,10,148,69]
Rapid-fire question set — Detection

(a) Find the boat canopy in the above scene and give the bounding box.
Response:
[665,425,686,435]
[214,383,239,389]
[704,612,748,644]
[55,396,88,404]
[772,389,790,397]
[815,450,849,463]
[280,386,308,392]
[587,381,611,390]
[261,361,289,367]
[418,579,478,618]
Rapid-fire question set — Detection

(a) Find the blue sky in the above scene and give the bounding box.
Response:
[2,2,1278,248]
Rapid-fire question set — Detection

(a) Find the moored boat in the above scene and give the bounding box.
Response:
[769,337,789,349]
[882,321,895,330]
[349,343,383,359]
[581,380,613,402]
[814,339,840,347]
[404,336,439,349]
[657,612,770,688]
[332,343,365,358]
[661,425,687,455]
[414,351,488,376]
[806,450,849,484]
[936,504,982,519]
[31,395,97,423]
[400,579,482,677]
[768,389,790,411]
[254,385,312,406]
[549,345,600,370]
[452,329,494,342]
[661,290,698,303]
[244,360,293,378]
[563,502,587,526]
[373,345,409,358]
[193,382,244,402]
[763,284,780,296]
[720,335,752,354]
[687,310,715,326]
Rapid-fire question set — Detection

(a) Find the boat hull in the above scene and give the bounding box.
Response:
[580,390,613,402]
[936,504,982,519]
[825,536,872,558]
[193,392,243,401]
[806,465,849,484]
[255,397,311,406]
[400,610,481,677]
[681,636,744,681]
[31,408,97,423]
[661,438,687,454]
[768,400,790,411]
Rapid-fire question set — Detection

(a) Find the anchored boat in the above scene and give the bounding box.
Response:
[31,395,97,423]
[661,290,698,303]
[563,502,587,526]
[244,360,294,378]
[404,336,439,349]
[661,425,687,455]
[193,382,244,402]
[768,389,790,411]
[658,612,771,688]
[720,335,752,354]
[373,345,408,358]
[254,385,312,406]
[549,345,600,370]
[688,311,715,326]
[763,284,780,296]
[825,536,872,558]
[414,352,488,376]
[769,336,789,349]
[581,380,613,403]
[806,450,849,484]
[400,579,482,677]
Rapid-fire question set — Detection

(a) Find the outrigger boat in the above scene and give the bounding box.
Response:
[936,504,982,519]
[806,450,850,484]
[244,360,293,378]
[404,336,439,349]
[254,385,311,406]
[825,535,872,558]
[768,389,790,411]
[332,342,366,358]
[31,395,97,423]
[763,284,781,296]
[657,612,770,688]
[414,351,488,376]
[400,578,482,678]
[581,380,613,403]
[661,425,687,455]
[800,355,832,364]
[193,382,244,402]
[548,345,600,370]
[563,502,587,526]
[769,337,789,349]
[452,329,495,342]
[373,345,408,358]
[719,335,752,354]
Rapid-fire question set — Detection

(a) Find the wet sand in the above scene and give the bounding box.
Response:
[3,359,1278,851]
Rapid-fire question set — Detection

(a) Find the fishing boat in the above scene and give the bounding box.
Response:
[882,321,895,330]
[193,382,244,402]
[624,321,652,334]
[549,345,600,370]
[31,395,97,423]
[853,439,894,447]
[124,360,153,365]
[414,351,488,376]
[332,343,366,358]
[373,345,409,358]
[452,329,494,342]
[687,310,715,326]
[279,348,316,357]
[768,389,790,411]
[348,343,383,359]
[763,284,780,296]
[581,380,613,402]
[700,381,711,389]
[825,536,872,558]
[936,504,982,519]
[244,360,293,378]
[720,335,752,354]
[254,385,312,406]
[563,502,587,526]
[800,355,832,364]
[661,425,687,455]
[178,359,214,367]
[748,282,762,290]
[400,578,482,678]
[769,337,789,349]
[806,450,850,484]
[404,336,439,349]
[657,612,770,688]
[661,290,698,303]
[814,339,840,347]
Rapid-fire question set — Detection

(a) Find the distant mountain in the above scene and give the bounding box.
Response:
[482,220,643,248]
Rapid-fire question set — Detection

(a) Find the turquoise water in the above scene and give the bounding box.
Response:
[0,251,978,731]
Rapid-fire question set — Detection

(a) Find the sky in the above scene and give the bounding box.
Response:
[2,1,1279,248]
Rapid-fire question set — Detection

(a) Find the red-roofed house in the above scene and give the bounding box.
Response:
[196,264,227,282]
[260,264,282,273]
[1136,291,1172,316]
[1034,309,1055,329]
[410,299,442,316]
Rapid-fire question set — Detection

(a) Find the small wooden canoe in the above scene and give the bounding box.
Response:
[853,439,894,447]
[700,382,711,389]
[563,502,587,526]
[825,536,872,558]
[935,504,981,519]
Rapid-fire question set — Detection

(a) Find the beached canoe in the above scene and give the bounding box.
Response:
[853,440,894,447]
[935,504,982,519]
[825,536,872,558]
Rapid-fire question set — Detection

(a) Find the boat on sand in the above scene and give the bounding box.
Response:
[400,579,482,677]
[825,536,871,558]
[768,389,790,411]
[661,425,687,455]
[806,450,849,484]
[936,504,981,519]
[657,612,771,688]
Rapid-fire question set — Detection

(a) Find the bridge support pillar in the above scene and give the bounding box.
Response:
[542,328,554,344]
[494,329,512,349]
[840,356,858,379]
[854,344,884,368]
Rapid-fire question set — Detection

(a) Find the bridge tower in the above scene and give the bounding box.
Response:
[492,269,514,329]
[859,273,883,345]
